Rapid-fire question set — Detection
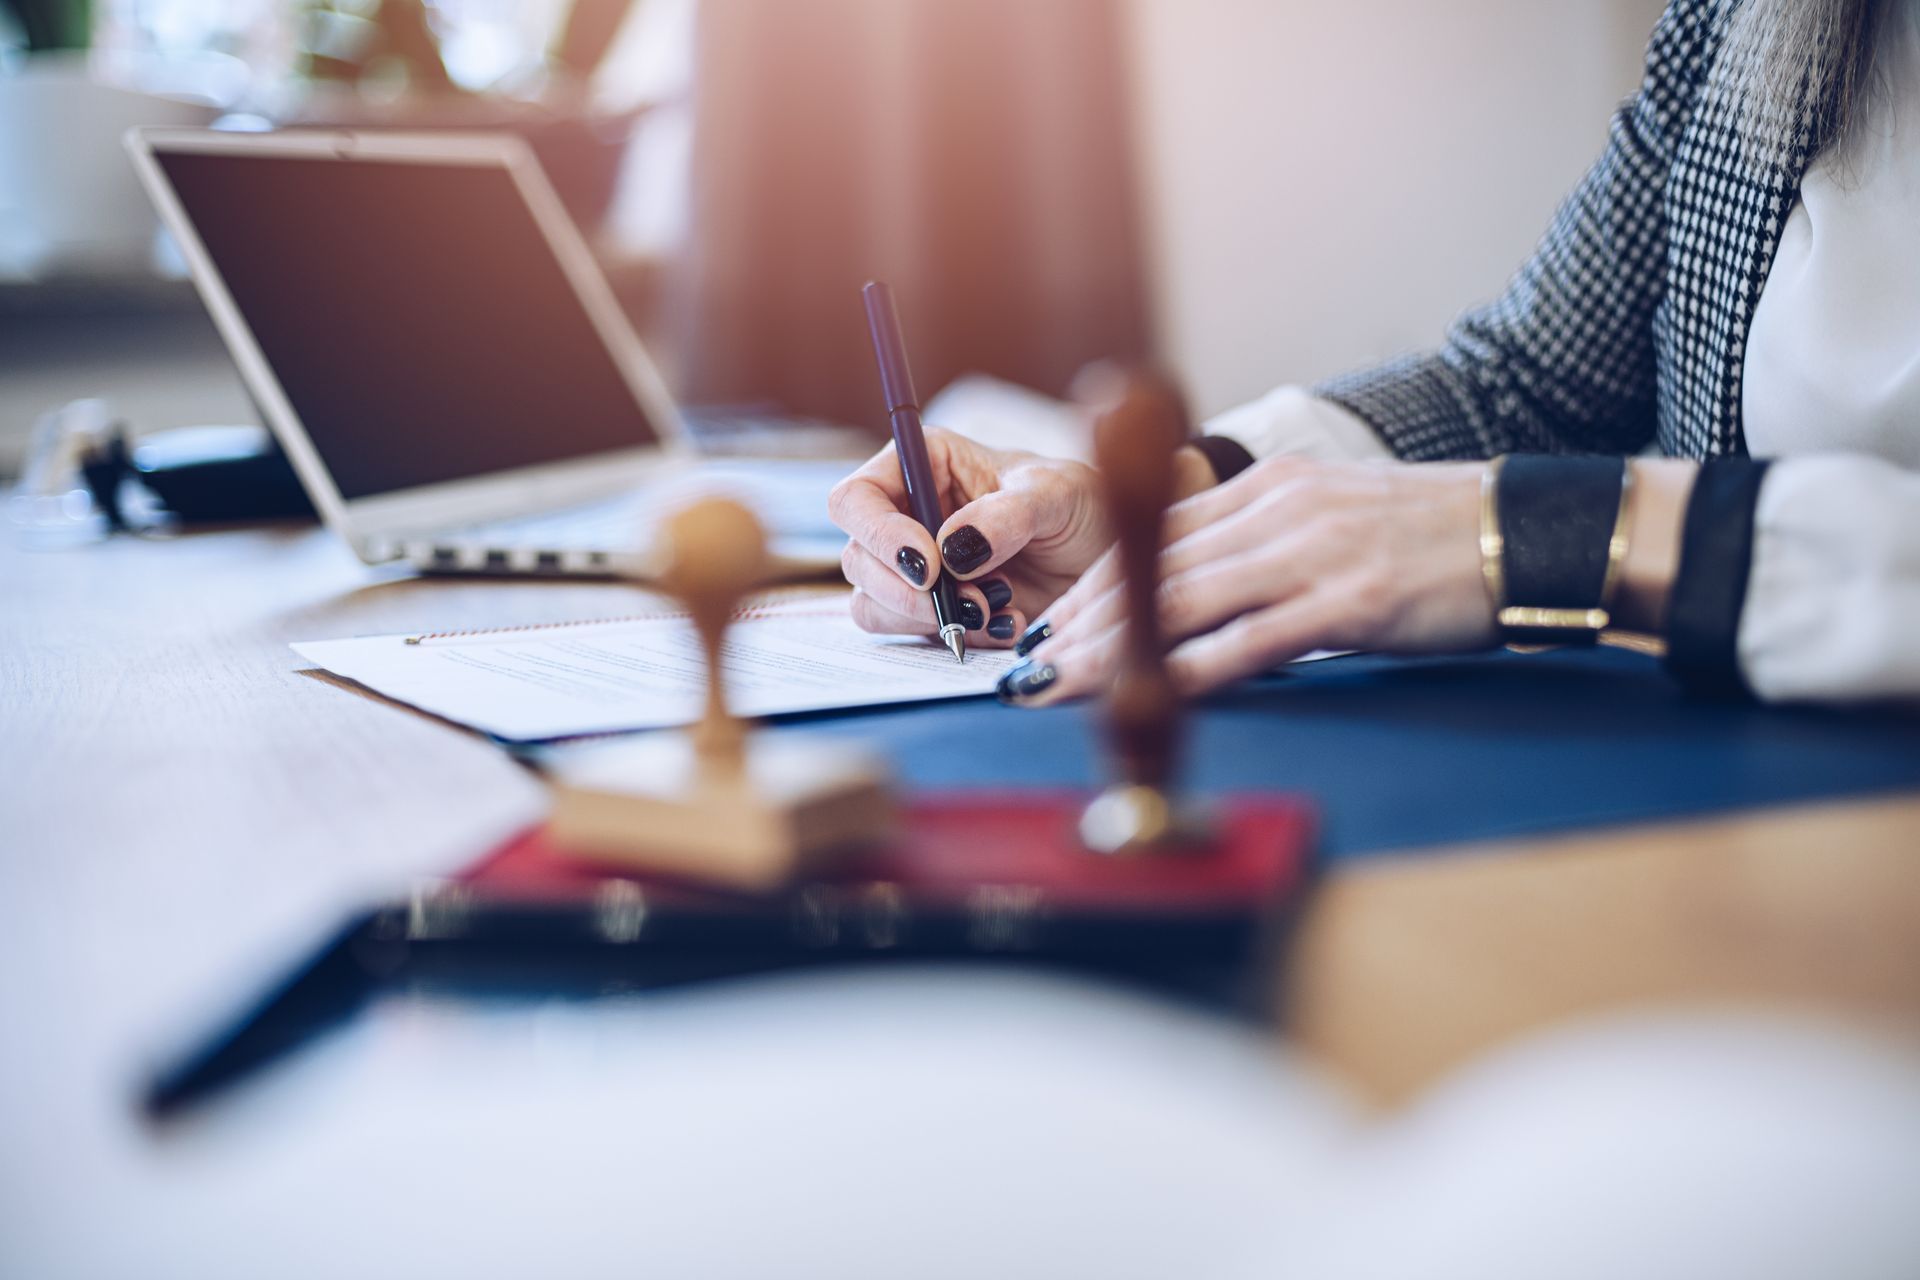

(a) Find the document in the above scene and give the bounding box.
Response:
[293,597,1021,743]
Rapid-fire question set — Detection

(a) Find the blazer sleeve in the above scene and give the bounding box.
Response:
[1315,0,1722,461]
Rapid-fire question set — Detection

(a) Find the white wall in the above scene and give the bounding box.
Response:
[1127,0,1669,419]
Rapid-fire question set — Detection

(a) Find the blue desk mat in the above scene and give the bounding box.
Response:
[760,647,1920,859]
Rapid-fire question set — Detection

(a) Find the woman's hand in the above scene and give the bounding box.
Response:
[828,427,1217,646]
[1005,456,1498,700]
[1004,454,1702,703]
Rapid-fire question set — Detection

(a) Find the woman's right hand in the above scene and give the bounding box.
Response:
[827,428,1117,646]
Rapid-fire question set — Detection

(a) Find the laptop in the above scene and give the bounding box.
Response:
[125,127,850,578]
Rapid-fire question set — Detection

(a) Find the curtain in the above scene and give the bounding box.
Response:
[672,0,1152,433]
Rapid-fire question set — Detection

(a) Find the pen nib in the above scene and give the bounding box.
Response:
[942,627,967,664]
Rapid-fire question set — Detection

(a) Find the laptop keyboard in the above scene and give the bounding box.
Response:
[406,459,852,577]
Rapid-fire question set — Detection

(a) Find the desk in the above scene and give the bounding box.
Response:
[4,524,1919,1273]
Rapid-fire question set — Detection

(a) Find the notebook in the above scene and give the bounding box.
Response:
[292,594,1022,743]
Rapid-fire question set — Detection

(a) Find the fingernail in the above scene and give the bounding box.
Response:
[1014,618,1051,657]
[995,659,1058,704]
[987,613,1015,640]
[981,577,1013,611]
[942,525,991,575]
[958,597,985,631]
[896,546,928,586]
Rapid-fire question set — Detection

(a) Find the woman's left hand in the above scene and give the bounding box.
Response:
[1004,456,1497,703]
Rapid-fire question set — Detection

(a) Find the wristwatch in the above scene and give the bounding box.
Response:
[1479,455,1635,646]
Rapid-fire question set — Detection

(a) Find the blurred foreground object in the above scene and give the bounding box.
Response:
[1289,794,1920,1106]
[549,497,893,888]
[1077,370,1211,855]
[1290,1011,1920,1280]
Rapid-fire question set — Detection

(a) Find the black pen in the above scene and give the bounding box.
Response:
[862,281,967,663]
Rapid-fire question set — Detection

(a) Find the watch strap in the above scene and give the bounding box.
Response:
[1494,455,1629,645]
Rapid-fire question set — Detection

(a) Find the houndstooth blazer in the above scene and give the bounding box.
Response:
[1318,0,1819,462]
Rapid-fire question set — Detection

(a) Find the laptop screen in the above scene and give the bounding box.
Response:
[155,148,665,501]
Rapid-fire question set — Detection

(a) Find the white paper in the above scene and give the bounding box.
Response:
[293,600,1020,742]
[925,374,1093,463]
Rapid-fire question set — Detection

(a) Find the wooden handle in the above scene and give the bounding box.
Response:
[1085,367,1190,794]
[657,497,768,769]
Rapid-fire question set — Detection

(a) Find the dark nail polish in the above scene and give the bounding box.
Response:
[942,525,991,575]
[958,597,985,631]
[981,577,1013,611]
[995,659,1059,704]
[987,613,1015,640]
[1014,618,1051,657]
[895,546,928,586]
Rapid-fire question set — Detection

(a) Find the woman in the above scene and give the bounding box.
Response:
[829,0,1920,705]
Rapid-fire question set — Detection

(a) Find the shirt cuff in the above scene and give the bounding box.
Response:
[1187,435,1257,484]
[1737,455,1920,704]
[1200,385,1394,468]
[1665,458,1770,698]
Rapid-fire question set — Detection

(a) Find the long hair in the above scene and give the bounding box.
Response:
[1720,0,1889,165]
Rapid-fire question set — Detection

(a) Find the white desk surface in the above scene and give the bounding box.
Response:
[4,489,1918,1277]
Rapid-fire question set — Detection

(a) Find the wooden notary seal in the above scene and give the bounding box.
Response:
[662,496,762,770]
[1075,368,1210,856]
[548,498,893,889]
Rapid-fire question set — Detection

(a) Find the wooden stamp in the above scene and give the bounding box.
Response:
[549,498,893,889]
[1074,368,1213,856]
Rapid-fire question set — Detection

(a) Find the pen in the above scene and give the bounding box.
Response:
[861,280,967,664]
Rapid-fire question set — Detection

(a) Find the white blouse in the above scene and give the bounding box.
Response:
[1207,4,1920,704]
[1737,0,1920,702]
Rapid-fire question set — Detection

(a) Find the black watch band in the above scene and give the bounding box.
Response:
[1488,455,1631,645]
